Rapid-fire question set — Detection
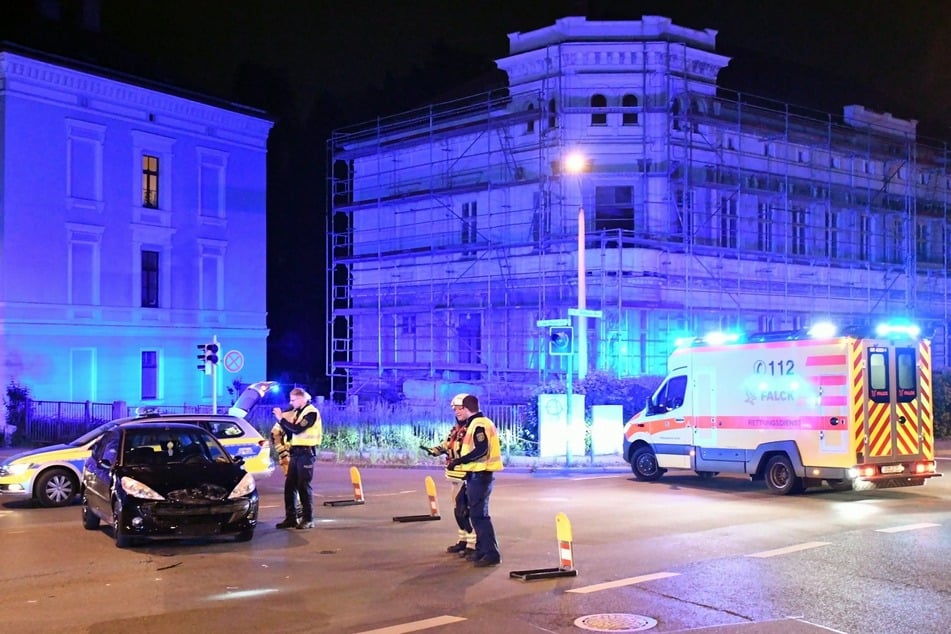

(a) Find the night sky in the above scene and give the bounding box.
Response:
[4,0,951,391]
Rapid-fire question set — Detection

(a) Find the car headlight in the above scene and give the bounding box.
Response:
[2,462,34,476]
[228,473,256,499]
[119,476,165,500]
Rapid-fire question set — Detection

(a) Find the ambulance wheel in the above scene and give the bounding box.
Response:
[764,455,803,495]
[631,447,664,481]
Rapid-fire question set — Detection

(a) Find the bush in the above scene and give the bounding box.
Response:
[3,380,29,445]
[933,371,951,439]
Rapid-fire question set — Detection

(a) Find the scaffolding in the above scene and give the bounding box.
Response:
[327,77,951,406]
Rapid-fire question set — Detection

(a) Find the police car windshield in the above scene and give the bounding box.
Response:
[69,421,119,447]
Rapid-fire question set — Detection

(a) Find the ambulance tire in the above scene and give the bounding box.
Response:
[764,455,803,495]
[630,447,665,482]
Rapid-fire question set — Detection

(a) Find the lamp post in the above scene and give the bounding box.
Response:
[564,152,588,380]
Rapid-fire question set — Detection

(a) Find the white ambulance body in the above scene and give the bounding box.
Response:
[622,324,940,494]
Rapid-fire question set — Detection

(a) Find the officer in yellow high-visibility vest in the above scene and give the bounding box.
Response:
[272,387,322,530]
[447,394,503,567]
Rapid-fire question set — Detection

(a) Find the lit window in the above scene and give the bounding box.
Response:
[142,154,159,208]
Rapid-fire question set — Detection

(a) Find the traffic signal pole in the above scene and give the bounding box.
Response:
[211,334,218,414]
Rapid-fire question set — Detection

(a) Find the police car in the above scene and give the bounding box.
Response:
[0,383,277,507]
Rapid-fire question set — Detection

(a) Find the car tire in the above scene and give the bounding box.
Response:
[630,446,665,482]
[764,455,803,495]
[35,468,78,508]
[113,500,133,548]
[81,494,100,530]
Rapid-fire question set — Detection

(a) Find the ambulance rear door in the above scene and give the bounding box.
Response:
[858,340,928,465]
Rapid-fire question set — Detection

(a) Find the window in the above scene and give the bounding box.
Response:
[199,240,225,310]
[141,250,159,307]
[859,215,871,261]
[824,211,838,258]
[868,349,889,402]
[461,201,477,254]
[896,348,917,402]
[590,94,607,125]
[621,94,638,125]
[790,207,807,256]
[142,154,159,208]
[719,197,737,248]
[526,103,535,133]
[547,99,557,129]
[916,222,930,261]
[595,186,636,232]
[141,351,158,400]
[757,203,773,252]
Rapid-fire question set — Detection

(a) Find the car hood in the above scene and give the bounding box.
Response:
[2,444,72,465]
[119,464,248,500]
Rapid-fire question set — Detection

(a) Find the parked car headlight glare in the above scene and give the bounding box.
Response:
[120,476,165,500]
[229,473,256,498]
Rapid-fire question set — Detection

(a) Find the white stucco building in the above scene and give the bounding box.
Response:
[0,47,273,406]
[328,16,951,404]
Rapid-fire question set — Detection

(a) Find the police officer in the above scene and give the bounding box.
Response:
[272,387,322,529]
[427,393,476,557]
[447,394,503,567]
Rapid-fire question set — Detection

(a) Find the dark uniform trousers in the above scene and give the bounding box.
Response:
[465,471,499,560]
[285,446,316,522]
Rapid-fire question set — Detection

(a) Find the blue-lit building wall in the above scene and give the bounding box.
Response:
[0,51,272,406]
[328,16,951,404]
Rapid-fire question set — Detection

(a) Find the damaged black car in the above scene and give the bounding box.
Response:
[80,422,258,548]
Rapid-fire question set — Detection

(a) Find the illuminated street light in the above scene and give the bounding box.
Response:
[563,151,589,380]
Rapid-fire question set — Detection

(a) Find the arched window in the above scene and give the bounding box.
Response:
[548,99,557,128]
[526,103,535,133]
[622,94,638,125]
[590,94,607,125]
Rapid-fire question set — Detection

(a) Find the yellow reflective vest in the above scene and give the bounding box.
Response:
[457,416,503,472]
[288,404,323,447]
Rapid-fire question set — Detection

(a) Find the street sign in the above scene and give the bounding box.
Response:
[223,349,245,373]
[537,318,570,327]
[568,308,603,318]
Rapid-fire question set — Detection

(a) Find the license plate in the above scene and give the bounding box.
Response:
[881,464,904,474]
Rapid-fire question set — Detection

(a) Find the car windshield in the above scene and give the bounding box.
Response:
[122,428,231,466]
[69,421,119,447]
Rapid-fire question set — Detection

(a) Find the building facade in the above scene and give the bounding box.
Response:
[328,16,951,404]
[0,49,273,406]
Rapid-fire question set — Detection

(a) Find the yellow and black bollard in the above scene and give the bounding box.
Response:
[392,475,441,522]
[510,512,579,580]
[324,466,366,507]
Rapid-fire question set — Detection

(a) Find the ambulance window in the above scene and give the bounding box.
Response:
[868,350,889,403]
[895,348,917,402]
[654,375,687,412]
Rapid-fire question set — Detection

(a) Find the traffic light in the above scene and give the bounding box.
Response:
[549,326,573,356]
[196,342,220,374]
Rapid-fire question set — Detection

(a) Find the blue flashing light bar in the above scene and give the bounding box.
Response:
[875,322,921,339]
[807,322,838,338]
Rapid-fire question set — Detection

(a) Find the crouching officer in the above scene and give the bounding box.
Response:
[273,387,322,529]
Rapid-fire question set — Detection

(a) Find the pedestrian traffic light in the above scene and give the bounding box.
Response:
[549,326,573,356]
[196,342,220,374]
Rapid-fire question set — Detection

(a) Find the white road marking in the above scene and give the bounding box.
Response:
[747,541,830,558]
[566,571,680,594]
[876,523,940,533]
[356,615,466,634]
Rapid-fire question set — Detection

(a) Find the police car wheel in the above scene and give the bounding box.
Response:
[631,447,664,482]
[35,468,78,508]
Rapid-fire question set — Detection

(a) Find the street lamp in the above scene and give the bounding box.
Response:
[563,151,588,380]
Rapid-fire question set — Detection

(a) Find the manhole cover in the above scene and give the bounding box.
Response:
[574,613,658,632]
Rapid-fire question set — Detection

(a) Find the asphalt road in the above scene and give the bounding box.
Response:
[1,458,950,633]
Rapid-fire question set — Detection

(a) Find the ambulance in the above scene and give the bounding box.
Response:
[622,322,941,494]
